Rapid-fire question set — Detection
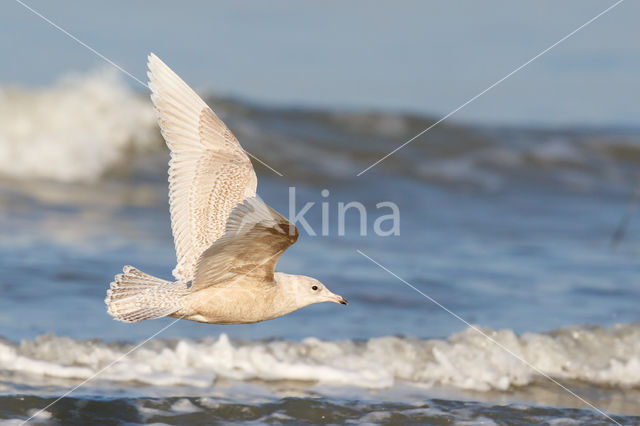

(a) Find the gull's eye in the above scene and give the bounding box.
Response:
[312,285,318,291]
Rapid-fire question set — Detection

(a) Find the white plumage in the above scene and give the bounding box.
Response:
[147,53,257,283]
[105,54,346,324]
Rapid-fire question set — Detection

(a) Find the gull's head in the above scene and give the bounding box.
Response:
[278,273,347,308]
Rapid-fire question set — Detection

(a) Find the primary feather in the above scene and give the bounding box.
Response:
[147,53,257,283]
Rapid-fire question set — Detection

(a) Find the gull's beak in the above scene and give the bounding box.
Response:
[327,292,348,305]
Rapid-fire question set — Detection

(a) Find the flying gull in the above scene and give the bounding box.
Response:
[105,54,347,324]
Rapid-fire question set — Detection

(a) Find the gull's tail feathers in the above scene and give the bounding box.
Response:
[105,266,187,323]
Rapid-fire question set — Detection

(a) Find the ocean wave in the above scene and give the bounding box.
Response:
[1,69,639,191]
[2,395,627,425]
[0,69,158,182]
[2,323,640,393]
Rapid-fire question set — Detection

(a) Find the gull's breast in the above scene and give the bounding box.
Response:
[176,284,285,324]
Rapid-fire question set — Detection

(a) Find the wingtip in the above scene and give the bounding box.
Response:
[146,54,157,87]
[146,53,176,91]
[147,52,164,76]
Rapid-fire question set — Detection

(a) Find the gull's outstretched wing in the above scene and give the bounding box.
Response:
[191,197,298,292]
[148,53,257,283]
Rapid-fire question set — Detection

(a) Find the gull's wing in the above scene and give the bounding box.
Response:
[147,53,257,283]
[191,197,298,291]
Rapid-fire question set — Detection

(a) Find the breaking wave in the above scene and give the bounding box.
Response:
[2,323,640,393]
[0,69,158,182]
[1,69,639,191]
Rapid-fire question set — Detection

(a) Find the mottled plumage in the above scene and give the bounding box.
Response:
[105,54,346,324]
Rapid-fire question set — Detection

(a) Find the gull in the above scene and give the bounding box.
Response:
[105,54,347,324]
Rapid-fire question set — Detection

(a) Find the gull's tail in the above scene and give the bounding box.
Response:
[105,266,187,323]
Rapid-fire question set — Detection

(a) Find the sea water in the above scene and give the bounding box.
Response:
[0,72,639,424]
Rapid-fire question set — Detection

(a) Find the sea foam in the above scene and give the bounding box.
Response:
[0,70,158,182]
[2,323,640,392]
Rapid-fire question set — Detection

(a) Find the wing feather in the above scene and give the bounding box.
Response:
[191,197,298,292]
[147,53,257,283]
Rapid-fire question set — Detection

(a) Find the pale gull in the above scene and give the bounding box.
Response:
[105,53,347,324]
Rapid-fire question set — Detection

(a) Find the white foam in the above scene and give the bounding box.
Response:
[25,409,52,420]
[0,69,158,182]
[169,399,202,414]
[2,323,640,392]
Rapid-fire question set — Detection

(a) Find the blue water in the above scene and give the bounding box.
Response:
[2,2,640,421]
[2,174,638,344]
[1,91,640,423]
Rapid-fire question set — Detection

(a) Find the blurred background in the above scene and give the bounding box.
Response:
[1,1,639,424]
